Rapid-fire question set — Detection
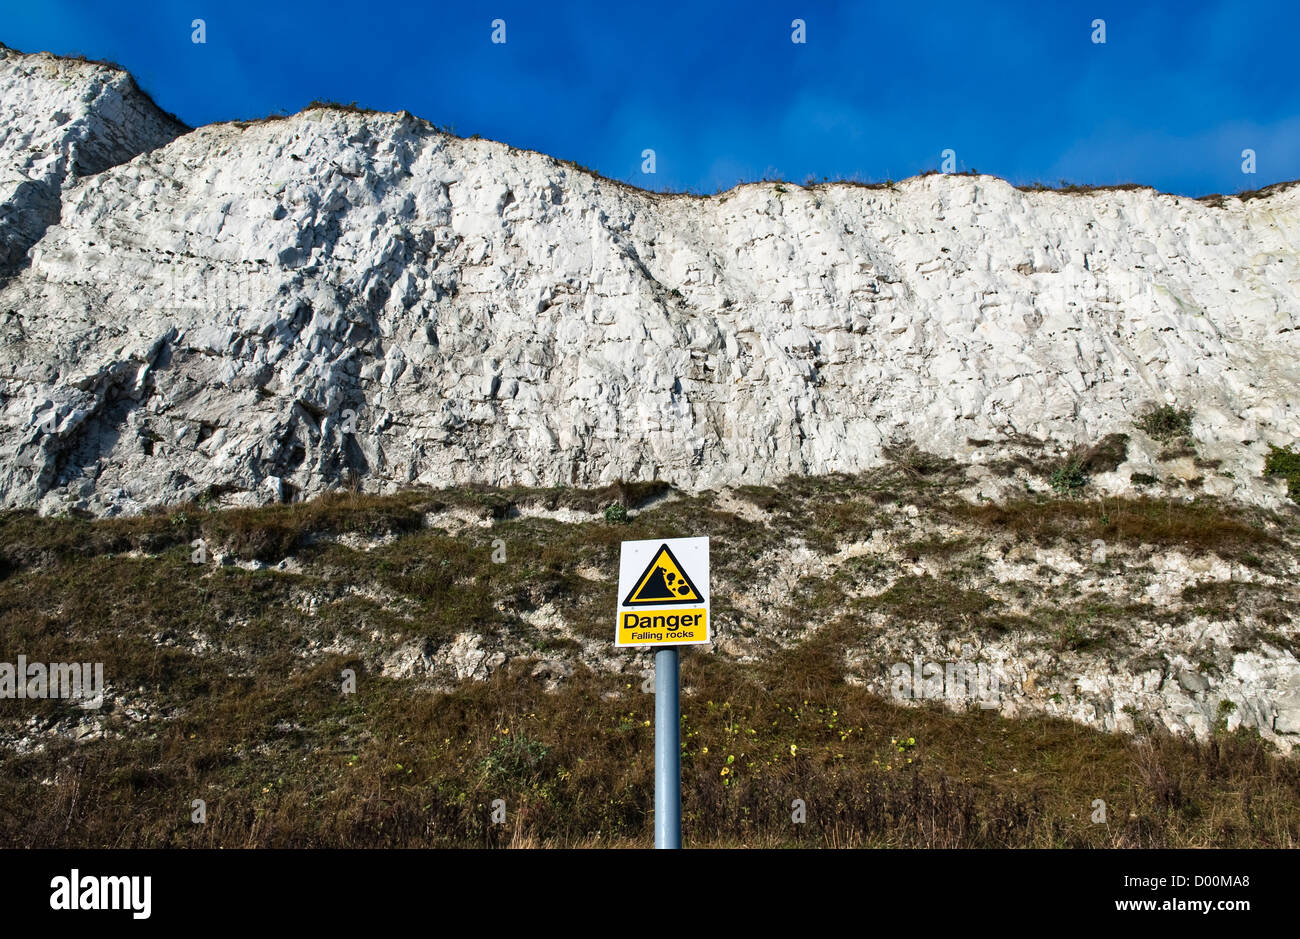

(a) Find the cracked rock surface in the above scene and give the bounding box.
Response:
[0,44,1298,516]
[0,44,185,278]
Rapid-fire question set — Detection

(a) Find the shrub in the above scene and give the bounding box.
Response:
[883,443,960,480]
[1049,460,1088,495]
[1213,699,1237,737]
[604,503,629,524]
[1263,445,1300,502]
[1077,433,1130,474]
[1135,405,1193,442]
[1130,472,1158,487]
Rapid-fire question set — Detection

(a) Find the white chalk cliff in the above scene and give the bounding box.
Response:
[0,44,185,275]
[1,42,1298,515]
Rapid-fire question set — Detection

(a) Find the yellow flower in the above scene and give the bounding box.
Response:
[720,767,730,777]
[789,744,798,756]
[701,747,709,754]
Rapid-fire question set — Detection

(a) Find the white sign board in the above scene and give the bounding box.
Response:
[615,537,710,647]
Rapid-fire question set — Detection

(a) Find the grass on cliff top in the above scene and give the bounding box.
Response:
[0,477,1297,847]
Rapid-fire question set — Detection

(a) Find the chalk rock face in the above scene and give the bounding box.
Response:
[1,46,1299,514]
[0,44,185,277]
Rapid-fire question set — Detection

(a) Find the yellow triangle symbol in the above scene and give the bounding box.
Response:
[624,544,704,606]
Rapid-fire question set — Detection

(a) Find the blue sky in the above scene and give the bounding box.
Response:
[2,0,1297,196]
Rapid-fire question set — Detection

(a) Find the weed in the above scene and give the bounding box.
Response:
[1214,699,1238,736]
[1263,445,1300,502]
[480,732,551,784]
[1136,405,1193,443]
[1049,460,1088,495]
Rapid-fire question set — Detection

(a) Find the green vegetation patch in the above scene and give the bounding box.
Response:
[863,574,998,632]
[1136,405,1194,443]
[1263,445,1300,502]
[1049,460,1089,495]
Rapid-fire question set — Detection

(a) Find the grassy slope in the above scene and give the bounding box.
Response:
[1,469,1298,848]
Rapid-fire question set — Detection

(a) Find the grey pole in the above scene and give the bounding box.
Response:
[654,645,681,849]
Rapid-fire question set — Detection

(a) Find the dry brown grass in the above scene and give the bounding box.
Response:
[1,479,1297,848]
[946,495,1276,554]
[7,648,1295,848]
[1015,180,1154,196]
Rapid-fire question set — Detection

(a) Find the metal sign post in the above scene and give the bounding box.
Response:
[654,645,681,849]
[615,536,709,850]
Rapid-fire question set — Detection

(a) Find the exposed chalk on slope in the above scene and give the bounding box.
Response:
[0,43,186,276]
[0,49,1297,515]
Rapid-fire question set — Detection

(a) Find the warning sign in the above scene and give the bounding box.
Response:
[616,537,709,647]
[623,544,704,606]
